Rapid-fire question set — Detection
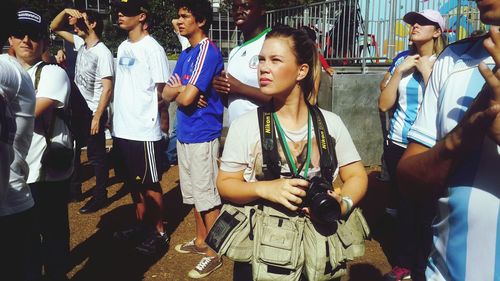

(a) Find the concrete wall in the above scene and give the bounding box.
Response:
[318,73,386,166]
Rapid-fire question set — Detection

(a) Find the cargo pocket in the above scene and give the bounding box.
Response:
[206,204,248,256]
[224,206,257,262]
[339,208,370,259]
[252,212,304,281]
[303,219,345,281]
[327,232,349,279]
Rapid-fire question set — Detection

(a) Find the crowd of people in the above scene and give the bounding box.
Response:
[0,0,498,281]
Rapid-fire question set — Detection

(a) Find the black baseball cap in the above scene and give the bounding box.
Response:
[113,0,149,17]
[11,10,48,41]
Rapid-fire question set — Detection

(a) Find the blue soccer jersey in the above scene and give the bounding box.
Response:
[408,36,500,281]
[174,38,224,143]
[387,52,429,146]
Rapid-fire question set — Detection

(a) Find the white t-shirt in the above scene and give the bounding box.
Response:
[226,29,269,124]
[221,108,361,183]
[74,36,114,113]
[175,31,190,51]
[25,62,73,183]
[112,35,170,141]
[0,54,36,216]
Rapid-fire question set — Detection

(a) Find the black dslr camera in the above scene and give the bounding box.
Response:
[301,176,341,224]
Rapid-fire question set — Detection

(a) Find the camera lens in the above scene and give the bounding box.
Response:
[310,193,341,224]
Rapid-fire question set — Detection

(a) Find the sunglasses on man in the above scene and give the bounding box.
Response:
[12,28,45,42]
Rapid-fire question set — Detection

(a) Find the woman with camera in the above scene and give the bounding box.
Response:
[217,25,368,280]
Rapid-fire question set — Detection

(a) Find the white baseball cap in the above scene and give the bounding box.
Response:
[403,9,446,32]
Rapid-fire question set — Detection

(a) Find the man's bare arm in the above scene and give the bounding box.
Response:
[90,77,112,135]
[50,9,82,44]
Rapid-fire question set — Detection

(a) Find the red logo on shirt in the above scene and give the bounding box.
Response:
[183,74,191,81]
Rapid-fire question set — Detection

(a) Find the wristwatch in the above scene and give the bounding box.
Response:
[341,196,353,216]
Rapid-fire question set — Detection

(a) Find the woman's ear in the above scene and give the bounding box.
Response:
[297,63,309,82]
[433,28,442,39]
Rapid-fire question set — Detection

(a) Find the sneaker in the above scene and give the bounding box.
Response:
[113,225,149,242]
[175,238,208,255]
[383,266,411,281]
[135,232,170,255]
[188,256,222,279]
[78,196,108,214]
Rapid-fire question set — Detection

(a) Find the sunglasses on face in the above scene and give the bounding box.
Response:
[12,29,45,41]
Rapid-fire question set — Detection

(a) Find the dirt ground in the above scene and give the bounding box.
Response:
[67,152,402,281]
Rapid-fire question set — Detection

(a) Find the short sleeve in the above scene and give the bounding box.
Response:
[147,44,170,84]
[36,65,70,108]
[173,51,186,78]
[73,34,85,51]
[220,112,253,172]
[0,60,20,102]
[96,45,114,80]
[322,110,361,167]
[187,42,222,93]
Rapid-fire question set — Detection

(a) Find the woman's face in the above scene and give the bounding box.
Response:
[258,37,303,97]
[410,22,440,43]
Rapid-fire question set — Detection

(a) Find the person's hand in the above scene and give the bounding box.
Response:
[65,8,83,20]
[172,19,180,33]
[396,54,419,74]
[212,71,230,95]
[300,189,345,221]
[90,115,100,136]
[326,67,335,77]
[415,55,435,76]
[197,94,208,108]
[478,25,500,145]
[167,73,183,88]
[55,49,66,64]
[257,178,309,211]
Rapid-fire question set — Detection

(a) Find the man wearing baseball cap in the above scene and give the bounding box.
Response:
[10,9,74,281]
[0,3,37,280]
[113,0,150,17]
[111,0,172,256]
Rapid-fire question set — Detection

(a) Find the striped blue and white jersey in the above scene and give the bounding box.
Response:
[387,53,432,146]
[408,36,500,281]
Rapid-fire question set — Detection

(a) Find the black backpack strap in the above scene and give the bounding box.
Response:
[258,106,281,180]
[34,62,49,90]
[309,105,338,183]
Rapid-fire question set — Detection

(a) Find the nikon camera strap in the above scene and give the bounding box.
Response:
[257,106,281,180]
[258,104,337,182]
[308,104,337,183]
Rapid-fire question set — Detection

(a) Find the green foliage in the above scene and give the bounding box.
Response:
[11,0,326,56]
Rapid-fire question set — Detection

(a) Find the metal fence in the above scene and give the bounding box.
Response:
[76,0,485,69]
[263,0,483,68]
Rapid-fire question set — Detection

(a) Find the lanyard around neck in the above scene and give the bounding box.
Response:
[272,111,312,178]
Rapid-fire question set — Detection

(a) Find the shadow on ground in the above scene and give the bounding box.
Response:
[68,183,191,281]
